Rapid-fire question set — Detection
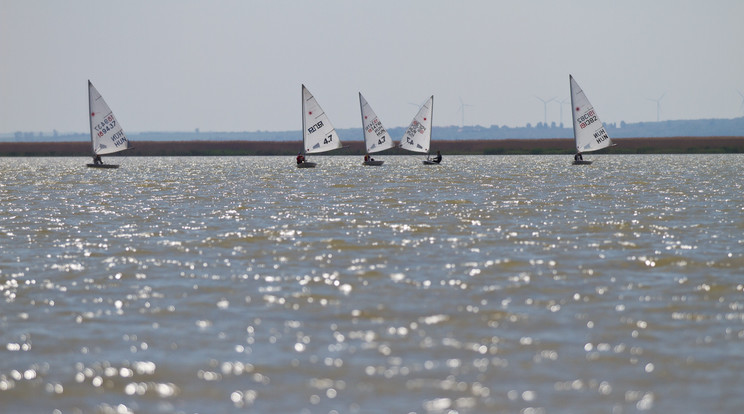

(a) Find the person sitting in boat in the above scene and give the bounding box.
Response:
[296,152,305,164]
[93,154,103,165]
[574,152,583,161]
[364,153,374,163]
[432,150,442,163]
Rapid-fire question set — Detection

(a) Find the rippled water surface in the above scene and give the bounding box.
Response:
[1,154,743,413]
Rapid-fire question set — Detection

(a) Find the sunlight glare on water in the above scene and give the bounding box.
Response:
[1,155,743,413]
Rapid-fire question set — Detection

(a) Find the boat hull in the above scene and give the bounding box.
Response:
[572,160,593,165]
[297,162,317,168]
[86,163,119,169]
[423,160,441,165]
[363,160,384,166]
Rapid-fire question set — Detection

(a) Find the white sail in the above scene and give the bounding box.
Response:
[302,85,342,154]
[400,96,433,153]
[359,93,393,153]
[88,81,130,155]
[570,75,612,153]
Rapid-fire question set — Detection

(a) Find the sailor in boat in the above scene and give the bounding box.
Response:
[364,153,374,163]
[296,152,306,165]
[93,154,103,165]
[431,150,442,164]
[574,152,583,162]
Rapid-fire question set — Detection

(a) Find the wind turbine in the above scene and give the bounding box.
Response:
[534,95,555,125]
[556,98,569,127]
[457,97,473,127]
[647,93,665,122]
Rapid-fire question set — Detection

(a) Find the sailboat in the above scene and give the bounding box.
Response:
[297,84,342,168]
[400,96,439,165]
[570,75,613,165]
[86,80,130,168]
[359,93,393,166]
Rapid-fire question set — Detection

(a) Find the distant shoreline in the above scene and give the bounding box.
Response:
[2,137,744,157]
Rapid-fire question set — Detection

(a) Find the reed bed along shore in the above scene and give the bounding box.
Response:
[1,136,744,157]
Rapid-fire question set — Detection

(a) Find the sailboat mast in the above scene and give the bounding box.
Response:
[429,96,434,157]
[301,85,306,155]
[88,80,94,155]
[569,75,578,151]
[358,93,365,151]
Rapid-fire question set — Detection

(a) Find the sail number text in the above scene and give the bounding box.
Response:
[404,120,426,145]
[593,128,609,144]
[577,109,597,130]
[367,118,386,137]
[308,120,334,145]
[110,130,127,147]
[94,115,116,138]
[307,121,324,134]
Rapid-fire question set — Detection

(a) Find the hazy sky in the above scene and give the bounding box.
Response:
[2,0,743,134]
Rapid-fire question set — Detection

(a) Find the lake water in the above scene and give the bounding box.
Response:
[1,154,743,413]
